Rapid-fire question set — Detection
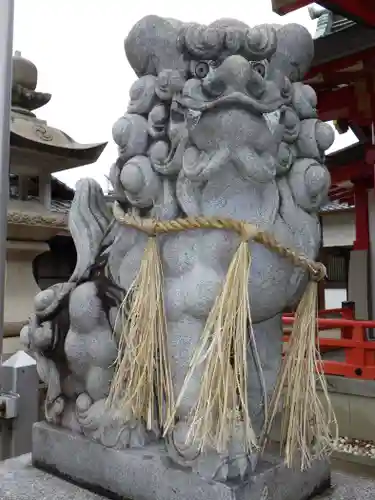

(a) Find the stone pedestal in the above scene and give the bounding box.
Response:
[32,422,331,500]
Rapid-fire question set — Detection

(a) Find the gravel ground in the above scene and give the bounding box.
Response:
[1,453,375,500]
[333,436,375,458]
[318,471,375,499]
[0,454,106,500]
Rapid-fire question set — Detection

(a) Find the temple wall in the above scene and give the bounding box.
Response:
[322,211,355,247]
[321,212,354,311]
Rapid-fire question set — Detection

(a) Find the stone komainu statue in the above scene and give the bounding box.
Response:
[22,16,335,482]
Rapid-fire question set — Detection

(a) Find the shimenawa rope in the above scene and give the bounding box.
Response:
[107,201,337,468]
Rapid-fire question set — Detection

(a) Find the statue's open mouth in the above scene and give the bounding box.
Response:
[176,91,284,116]
[171,93,284,137]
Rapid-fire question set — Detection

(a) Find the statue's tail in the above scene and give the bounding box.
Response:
[69,178,112,283]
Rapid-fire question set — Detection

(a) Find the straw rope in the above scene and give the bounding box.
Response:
[112,202,326,279]
[109,201,335,467]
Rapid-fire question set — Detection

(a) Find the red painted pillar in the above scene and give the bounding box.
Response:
[349,180,370,321]
[353,181,369,251]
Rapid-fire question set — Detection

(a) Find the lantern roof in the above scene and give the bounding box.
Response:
[10,51,107,173]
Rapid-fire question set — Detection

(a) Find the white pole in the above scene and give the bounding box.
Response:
[0,0,14,362]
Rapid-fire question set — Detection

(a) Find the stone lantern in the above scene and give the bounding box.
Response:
[4,51,107,357]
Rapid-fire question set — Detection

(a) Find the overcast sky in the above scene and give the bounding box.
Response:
[13,0,357,191]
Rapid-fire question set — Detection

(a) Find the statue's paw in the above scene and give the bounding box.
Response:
[193,431,258,482]
[99,418,150,449]
[193,449,255,482]
[76,393,152,449]
[165,420,256,481]
[165,420,201,464]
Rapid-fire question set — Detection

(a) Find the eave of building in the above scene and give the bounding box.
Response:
[322,140,375,210]
[303,22,375,123]
[320,201,354,214]
[310,23,375,71]
[10,133,107,171]
[271,0,375,27]
[326,142,375,178]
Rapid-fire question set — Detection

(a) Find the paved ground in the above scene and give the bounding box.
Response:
[317,471,375,499]
[0,454,105,500]
[0,454,374,500]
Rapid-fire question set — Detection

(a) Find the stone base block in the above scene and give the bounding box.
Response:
[32,421,331,500]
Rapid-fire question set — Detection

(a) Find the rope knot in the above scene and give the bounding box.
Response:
[141,218,158,236]
[240,222,258,242]
[113,202,325,276]
[310,262,326,282]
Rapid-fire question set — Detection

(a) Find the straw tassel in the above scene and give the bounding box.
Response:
[110,202,335,466]
[164,228,259,454]
[262,267,338,470]
[107,235,174,431]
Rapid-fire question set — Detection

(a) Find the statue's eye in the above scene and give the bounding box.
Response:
[194,61,210,79]
[251,61,267,78]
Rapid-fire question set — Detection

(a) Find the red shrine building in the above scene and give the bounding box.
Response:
[273,1,375,320]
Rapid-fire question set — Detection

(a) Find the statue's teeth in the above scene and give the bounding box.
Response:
[186,109,202,130]
[264,110,281,135]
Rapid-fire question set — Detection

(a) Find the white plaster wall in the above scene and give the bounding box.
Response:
[322,212,355,247]
[5,240,48,335]
[324,288,347,310]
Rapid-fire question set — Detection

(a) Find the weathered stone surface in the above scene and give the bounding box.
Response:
[32,422,330,500]
[4,452,375,500]
[22,12,334,490]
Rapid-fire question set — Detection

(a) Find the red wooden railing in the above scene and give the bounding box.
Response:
[282,314,375,380]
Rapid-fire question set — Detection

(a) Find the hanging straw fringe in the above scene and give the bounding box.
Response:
[110,202,336,465]
[262,267,338,470]
[106,235,174,431]
[164,225,258,453]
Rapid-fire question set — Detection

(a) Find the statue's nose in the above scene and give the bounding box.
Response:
[203,55,266,98]
[219,55,252,86]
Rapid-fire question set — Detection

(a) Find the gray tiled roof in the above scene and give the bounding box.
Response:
[320,201,354,213]
[314,8,355,39]
[49,199,72,213]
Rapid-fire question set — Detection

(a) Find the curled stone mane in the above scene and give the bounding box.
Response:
[177,20,278,61]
